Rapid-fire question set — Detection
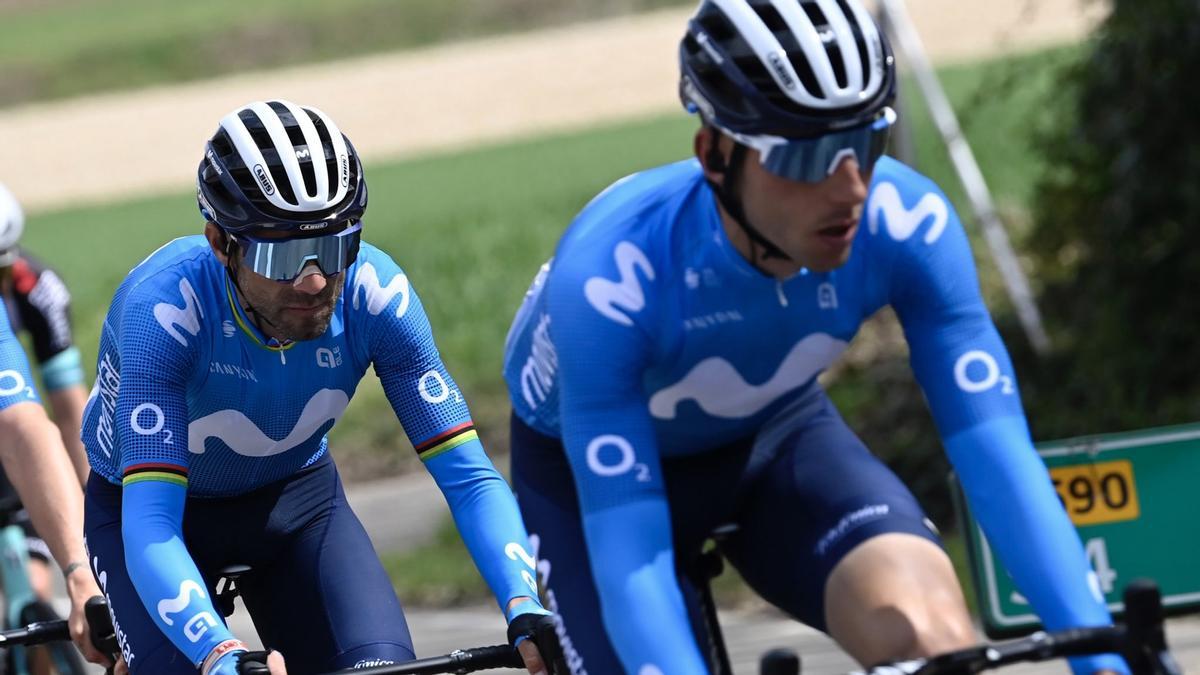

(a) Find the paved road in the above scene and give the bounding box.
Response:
[0,0,1104,211]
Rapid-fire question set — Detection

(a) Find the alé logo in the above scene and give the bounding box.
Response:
[866,181,948,245]
[153,278,203,347]
[584,241,654,327]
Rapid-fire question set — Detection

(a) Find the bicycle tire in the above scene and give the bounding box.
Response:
[18,600,87,675]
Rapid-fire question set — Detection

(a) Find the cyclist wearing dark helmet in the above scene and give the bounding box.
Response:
[501,1,1124,674]
[81,101,557,675]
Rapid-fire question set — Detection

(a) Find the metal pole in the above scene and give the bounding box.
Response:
[876,0,1052,356]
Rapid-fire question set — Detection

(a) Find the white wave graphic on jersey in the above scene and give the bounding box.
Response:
[866,182,948,245]
[188,388,350,457]
[584,241,654,327]
[153,278,204,347]
[352,262,411,318]
[649,333,847,419]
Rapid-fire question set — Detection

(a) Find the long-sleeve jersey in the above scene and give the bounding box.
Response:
[82,237,539,668]
[502,157,1118,674]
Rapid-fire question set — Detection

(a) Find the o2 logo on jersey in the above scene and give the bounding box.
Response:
[315,346,342,369]
[585,435,651,482]
[866,182,948,245]
[504,542,539,596]
[418,370,463,405]
[584,241,654,327]
[157,580,218,643]
[0,370,34,399]
[153,278,204,347]
[130,403,173,443]
[953,350,1015,395]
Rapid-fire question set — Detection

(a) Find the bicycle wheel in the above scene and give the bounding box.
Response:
[18,600,87,675]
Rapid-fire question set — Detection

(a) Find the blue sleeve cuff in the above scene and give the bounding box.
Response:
[41,346,84,391]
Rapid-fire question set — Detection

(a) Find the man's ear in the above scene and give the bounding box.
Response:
[204,222,230,265]
[695,126,728,185]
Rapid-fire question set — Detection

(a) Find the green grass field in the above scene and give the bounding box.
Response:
[21,44,1076,601]
[0,0,690,107]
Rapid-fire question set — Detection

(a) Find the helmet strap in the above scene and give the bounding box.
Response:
[704,130,792,268]
[222,238,283,335]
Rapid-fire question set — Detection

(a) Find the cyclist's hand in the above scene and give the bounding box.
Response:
[64,576,113,667]
[507,606,565,675]
[230,649,286,675]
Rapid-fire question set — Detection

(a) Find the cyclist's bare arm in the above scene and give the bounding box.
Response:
[46,384,90,487]
[0,401,110,666]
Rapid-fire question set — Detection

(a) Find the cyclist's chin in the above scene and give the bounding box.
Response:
[274,305,335,342]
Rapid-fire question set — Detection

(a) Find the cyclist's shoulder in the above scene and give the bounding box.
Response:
[861,157,961,259]
[554,159,703,276]
[113,236,222,337]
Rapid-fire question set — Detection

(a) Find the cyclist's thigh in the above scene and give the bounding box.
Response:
[511,414,735,675]
[83,474,196,675]
[237,461,414,674]
[721,396,940,631]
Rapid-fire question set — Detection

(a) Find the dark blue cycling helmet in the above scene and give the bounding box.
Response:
[679,0,896,138]
[197,100,367,234]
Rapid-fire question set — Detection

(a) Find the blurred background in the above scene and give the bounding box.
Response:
[1,0,1197,656]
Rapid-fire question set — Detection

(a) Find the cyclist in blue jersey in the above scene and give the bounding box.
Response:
[0,270,110,670]
[0,181,94,629]
[81,101,558,675]
[502,2,1123,674]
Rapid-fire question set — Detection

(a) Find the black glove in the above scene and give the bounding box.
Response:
[236,650,273,675]
[508,612,568,675]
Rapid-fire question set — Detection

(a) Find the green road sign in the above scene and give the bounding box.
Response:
[956,422,1200,638]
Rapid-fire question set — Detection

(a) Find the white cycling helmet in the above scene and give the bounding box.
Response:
[0,181,24,267]
[197,99,367,234]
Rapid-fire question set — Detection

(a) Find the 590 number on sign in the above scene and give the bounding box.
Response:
[1049,460,1140,526]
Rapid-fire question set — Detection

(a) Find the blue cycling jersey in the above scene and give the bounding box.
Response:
[82,237,540,668]
[0,304,40,412]
[503,158,1119,675]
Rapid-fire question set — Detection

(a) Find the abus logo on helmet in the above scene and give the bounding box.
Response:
[339,155,349,187]
[767,52,797,90]
[253,164,275,196]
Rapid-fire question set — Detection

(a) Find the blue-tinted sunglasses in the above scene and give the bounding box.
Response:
[722,107,896,183]
[231,220,362,283]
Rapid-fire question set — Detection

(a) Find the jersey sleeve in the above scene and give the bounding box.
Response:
[879,172,1124,674]
[0,306,40,411]
[545,239,709,675]
[13,262,75,364]
[114,277,236,666]
[354,250,542,615]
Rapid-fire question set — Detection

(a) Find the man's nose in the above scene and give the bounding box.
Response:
[292,262,327,294]
[825,154,869,204]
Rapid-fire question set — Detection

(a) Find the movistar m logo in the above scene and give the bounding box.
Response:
[583,241,654,327]
[188,388,349,457]
[153,278,203,347]
[352,262,411,317]
[649,333,847,420]
[866,182,949,245]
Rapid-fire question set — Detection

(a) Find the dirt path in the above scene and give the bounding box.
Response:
[0,0,1102,212]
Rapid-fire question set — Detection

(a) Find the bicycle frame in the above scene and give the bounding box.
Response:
[0,522,36,674]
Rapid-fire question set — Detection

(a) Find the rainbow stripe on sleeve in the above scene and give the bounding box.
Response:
[122,463,189,488]
[413,422,478,462]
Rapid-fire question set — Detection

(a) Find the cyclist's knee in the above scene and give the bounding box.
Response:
[824,534,975,664]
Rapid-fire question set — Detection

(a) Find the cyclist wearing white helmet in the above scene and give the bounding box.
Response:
[0,189,111,670]
[501,1,1123,674]
[81,101,560,675]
